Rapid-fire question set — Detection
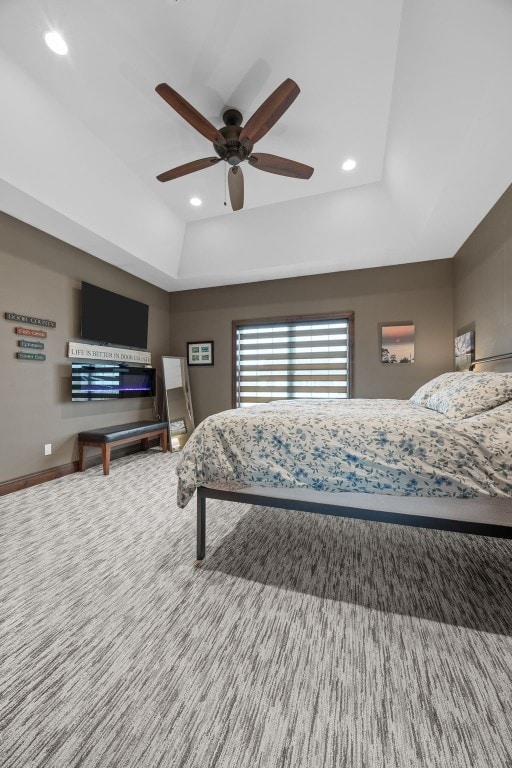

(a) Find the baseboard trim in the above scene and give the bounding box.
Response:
[0,462,78,496]
[0,441,159,496]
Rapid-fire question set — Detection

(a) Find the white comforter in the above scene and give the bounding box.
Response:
[176,398,512,507]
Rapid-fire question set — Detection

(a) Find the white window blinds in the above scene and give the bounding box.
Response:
[234,315,352,407]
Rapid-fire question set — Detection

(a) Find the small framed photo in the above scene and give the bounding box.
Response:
[169,418,187,436]
[454,330,475,371]
[187,340,214,366]
[379,322,415,364]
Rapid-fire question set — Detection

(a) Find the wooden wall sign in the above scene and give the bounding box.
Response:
[5,312,56,328]
[17,352,46,361]
[68,341,151,365]
[18,340,45,350]
[15,327,47,339]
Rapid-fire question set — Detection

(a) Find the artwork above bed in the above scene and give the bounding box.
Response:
[380,322,415,364]
[454,330,475,371]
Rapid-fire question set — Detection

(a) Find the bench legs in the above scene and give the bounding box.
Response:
[142,432,168,453]
[78,428,167,475]
[78,441,118,474]
[101,444,111,475]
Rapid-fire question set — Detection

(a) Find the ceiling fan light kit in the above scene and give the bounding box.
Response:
[155,78,314,212]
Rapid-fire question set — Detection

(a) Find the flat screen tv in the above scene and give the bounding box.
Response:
[71,363,156,401]
[81,282,149,349]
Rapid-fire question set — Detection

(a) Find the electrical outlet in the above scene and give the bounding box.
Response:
[44,443,52,456]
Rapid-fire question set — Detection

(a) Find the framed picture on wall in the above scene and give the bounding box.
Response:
[454,330,475,371]
[187,340,214,366]
[379,322,415,364]
[169,418,187,436]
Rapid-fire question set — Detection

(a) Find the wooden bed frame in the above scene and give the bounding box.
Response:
[195,354,512,563]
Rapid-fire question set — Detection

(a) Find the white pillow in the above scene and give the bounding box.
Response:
[409,372,463,406]
[424,372,512,419]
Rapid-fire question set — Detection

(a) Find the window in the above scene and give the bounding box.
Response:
[233,313,353,408]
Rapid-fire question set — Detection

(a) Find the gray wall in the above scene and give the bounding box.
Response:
[0,212,171,483]
[3,178,510,485]
[169,260,454,423]
[454,184,512,359]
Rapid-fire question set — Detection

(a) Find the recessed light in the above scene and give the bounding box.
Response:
[342,158,357,171]
[190,197,202,207]
[44,31,68,56]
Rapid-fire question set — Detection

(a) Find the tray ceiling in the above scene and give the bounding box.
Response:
[0,0,511,290]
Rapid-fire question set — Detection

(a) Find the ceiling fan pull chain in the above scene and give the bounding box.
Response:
[224,165,228,206]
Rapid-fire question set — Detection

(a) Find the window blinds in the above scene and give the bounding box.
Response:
[234,317,351,407]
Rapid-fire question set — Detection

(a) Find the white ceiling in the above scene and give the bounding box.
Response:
[0,0,511,291]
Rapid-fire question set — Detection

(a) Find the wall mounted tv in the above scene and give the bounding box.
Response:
[71,363,156,401]
[81,282,149,349]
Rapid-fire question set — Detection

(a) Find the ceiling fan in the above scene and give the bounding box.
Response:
[155,78,314,211]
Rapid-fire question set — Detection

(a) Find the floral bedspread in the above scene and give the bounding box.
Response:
[176,399,512,507]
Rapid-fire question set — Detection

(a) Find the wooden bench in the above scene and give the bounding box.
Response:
[78,421,168,475]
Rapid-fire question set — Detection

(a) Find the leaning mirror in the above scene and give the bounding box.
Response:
[162,356,195,451]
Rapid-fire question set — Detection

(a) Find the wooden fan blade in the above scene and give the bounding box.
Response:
[157,157,220,182]
[155,83,226,145]
[239,79,300,144]
[249,153,314,179]
[228,166,244,211]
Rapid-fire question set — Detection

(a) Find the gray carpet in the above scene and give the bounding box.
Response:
[1,451,511,768]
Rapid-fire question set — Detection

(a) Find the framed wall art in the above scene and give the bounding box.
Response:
[454,330,475,371]
[379,322,415,364]
[187,341,214,366]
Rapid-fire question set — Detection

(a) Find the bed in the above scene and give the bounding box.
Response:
[176,356,512,562]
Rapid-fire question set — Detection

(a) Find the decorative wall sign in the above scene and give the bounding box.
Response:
[15,327,47,338]
[187,341,214,366]
[18,340,45,350]
[5,312,56,328]
[17,352,46,361]
[380,322,415,364]
[454,330,475,371]
[68,341,151,365]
